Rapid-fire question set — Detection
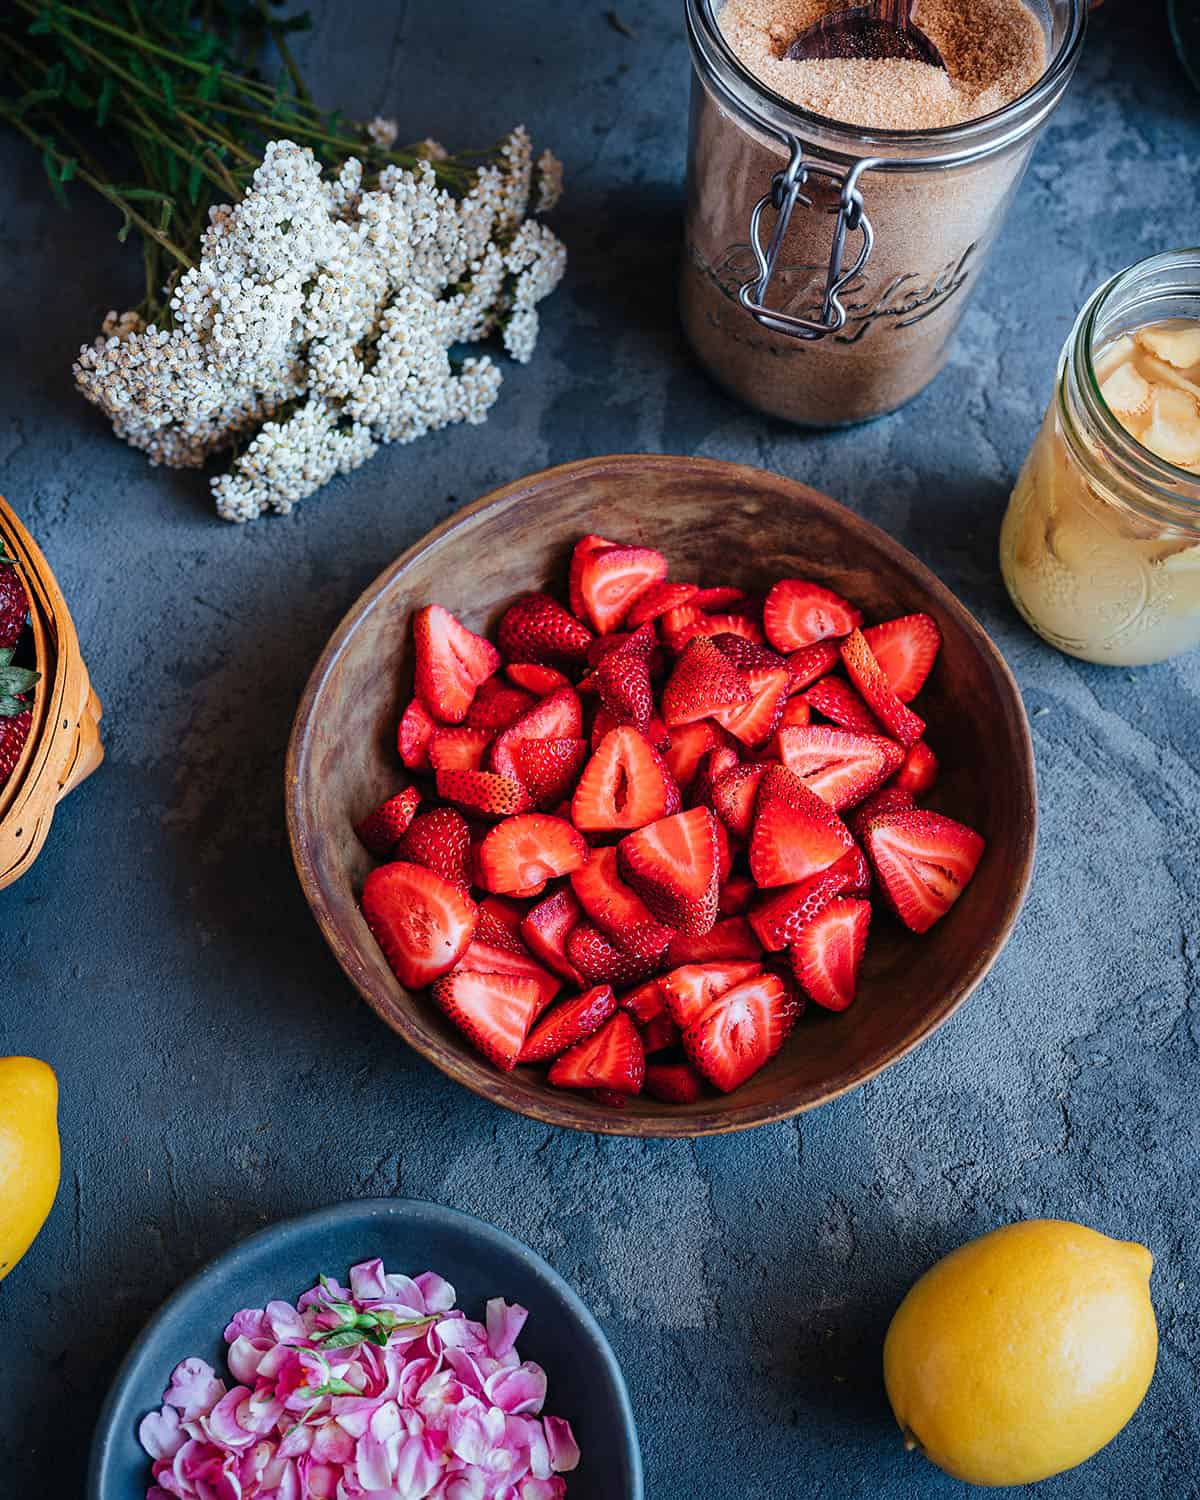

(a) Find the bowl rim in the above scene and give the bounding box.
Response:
[86,1195,644,1499]
[286,453,1037,1138]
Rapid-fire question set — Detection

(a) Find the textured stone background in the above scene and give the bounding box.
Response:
[1,2,1198,1495]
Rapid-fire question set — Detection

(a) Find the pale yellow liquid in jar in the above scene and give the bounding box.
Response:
[1000,319,1200,666]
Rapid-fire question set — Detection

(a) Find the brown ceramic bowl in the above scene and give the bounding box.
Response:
[287,455,1036,1137]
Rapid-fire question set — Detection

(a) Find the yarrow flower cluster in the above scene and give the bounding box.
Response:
[138,1258,580,1499]
[74,129,566,523]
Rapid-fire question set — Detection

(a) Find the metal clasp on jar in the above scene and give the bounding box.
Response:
[738,140,880,340]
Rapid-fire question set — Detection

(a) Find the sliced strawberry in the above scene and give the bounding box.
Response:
[572,726,679,833]
[776,725,903,811]
[670,612,765,651]
[413,603,500,724]
[507,662,572,696]
[863,613,941,703]
[840,630,926,748]
[711,763,768,840]
[790,898,871,1011]
[748,846,871,952]
[570,847,674,960]
[661,638,751,728]
[621,977,668,1024]
[777,695,811,733]
[683,972,796,1093]
[659,602,705,645]
[586,620,659,669]
[568,533,618,621]
[803,677,884,736]
[619,807,720,936]
[490,688,584,780]
[477,813,588,895]
[785,641,842,693]
[475,896,532,956]
[513,737,588,807]
[395,807,472,890]
[660,961,763,1028]
[518,984,617,1063]
[666,916,762,965]
[893,740,939,798]
[577,544,668,634]
[355,787,421,858]
[714,818,734,884]
[692,585,748,611]
[465,677,537,732]
[711,634,784,672]
[429,726,494,773]
[362,862,477,989]
[711,664,790,748]
[436,769,532,820]
[548,1010,645,1094]
[498,591,594,667]
[566,923,661,986]
[763,579,862,653]
[644,1061,705,1104]
[398,697,437,771]
[639,1011,680,1055]
[749,764,855,888]
[595,647,653,731]
[662,720,725,794]
[864,809,985,933]
[625,580,700,627]
[520,885,585,984]
[718,874,756,917]
[689,745,742,810]
[431,970,541,1071]
[456,940,561,1015]
[846,784,915,842]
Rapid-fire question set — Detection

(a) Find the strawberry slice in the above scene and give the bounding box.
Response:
[576,544,669,634]
[475,896,532,956]
[670,613,765,651]
[748,847,871,952]
[398,697,437,771]
[692,585,748,611]
[777,695,811,733]
[846,785,915,842]
[644,1061,705,1104]
[659,602,705,646]
[455,940,561,1015]
[362,862,477,989]
[625,581,700,627]
[661,638,751,728]
[785,641,842,693]
[595,647,654,731]
[689,745,742,810]
[790,898,872,1011]
[711,664,790,748]
[840,630,926,748]
[413,603,500,724]
[466,678,537,732]
[863,613,941,703]
[682,972,797,1093]
[666,916,762,965]
[763,579,862,653]
[662,720,725,793]
[660,961,763,1027]
[355,787,421,857]
[431,970,541,1071]
[429,726,494,772]
[894,739,939,798]
[571,846,674,960]
[498,591,594,667]
[513,737,588,807]
[803,677,884,736]
[718,874,756,916]
[711,634,785,673]
[776,725,903,810]
[519,984,618,1063]
[639,1012,680,1055]
[436,769,532,819]
[507,662,572,695]
[572,726,680,833]
[520,885,585,984]
[621,977,668,1024]
[395,807,472,891]
[711,763,768,839]
[490,688,584,780]
[589,705,668,754]
[749,764,855,888]
[568,534,618,621]
[619,807,720,935]
[714,819,734,884]
[477,813,588,894]
[566,923,661,986]
[548,1010,645,1094]
[864,809,985,933]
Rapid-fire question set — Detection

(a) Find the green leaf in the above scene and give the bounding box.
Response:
[187,159,202,201]
[158,197,174,232]
[41,149,67,208]
[314,1327,368,1350]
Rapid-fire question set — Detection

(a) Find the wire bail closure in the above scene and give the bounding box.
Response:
[738,139,878,340]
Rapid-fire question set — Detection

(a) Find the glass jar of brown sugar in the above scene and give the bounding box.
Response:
[681,0,1086,427]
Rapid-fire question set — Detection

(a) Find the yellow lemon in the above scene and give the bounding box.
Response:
[0,1056,60,1281]
[883,1219,1156,1487]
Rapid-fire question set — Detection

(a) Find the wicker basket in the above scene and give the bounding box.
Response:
[0,495,103,890]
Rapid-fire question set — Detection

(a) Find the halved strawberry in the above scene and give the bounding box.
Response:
[714,816,734,884]
[520,885,585,984]
[490,688,584,780]
[621,977,668,1024]
[864,809,985,933]
[362,862,477,989]
[429,726,494,773]
[670,612,765,651]
[711,664,790,748]
[660,961,763,1027]
[477,814,588,894]
[639,1011,680,1055]
[595,647,653,731]
[803,677,883,736]
[763,579,862,653]
[566,923,661,986]
[893,739,939,798]
[689,745,742,810]
[619,807,720,935]
[518,984,617,1063]
[398,697,437,771]
[644,1061,705,1104]
[711,634,784,672]
[682,971,796,1093]
[465,677,537,732]
[785,641,842,693]
[548,1011,645,1094]
[507,662,572,696]
[568,534,618,621]
[355,787,421,858]
[692,585,748,611]
[663,720,725,793]
[840,630,926,748]
[587,621,660,669]
[455,939,561,1015]
[666,916,762,965]
[513,737,588,807]
[498,591,594,667]
[661,638,751,728]
[863,613,941,703]
[436,769,532,820]
[711,763,768,840]
[777,695,811,732]
[776,725,903,811]
[431,970,541,1071]
[570,847,674,959]
[572,726,680,833]
[845,785,915,842]
[748,764,855,888]
[475,896,532,956]
[659,602,705,646]
[395,807,472,890]
[625,580,700,627]
[718,874,756,917]
[790,898,871,1011]
[748,846,870,952]
[576,544,668,634]
[413,604,500,724]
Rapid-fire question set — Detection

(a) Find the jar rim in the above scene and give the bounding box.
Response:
[685,0,1087,168]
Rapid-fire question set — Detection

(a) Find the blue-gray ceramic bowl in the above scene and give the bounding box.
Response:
[88,1198,642,1500]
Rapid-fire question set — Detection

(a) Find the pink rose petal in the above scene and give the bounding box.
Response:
[138,1406,185,1461]
[484,1363,547,1416]
[543,1416,580,1473]
[164,1359,226,1421]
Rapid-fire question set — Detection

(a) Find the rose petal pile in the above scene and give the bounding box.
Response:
[139,1259,580,1499]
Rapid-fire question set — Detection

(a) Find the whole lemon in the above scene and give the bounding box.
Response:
[0,1057,60,1280]
[884,1219,1156,1487]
